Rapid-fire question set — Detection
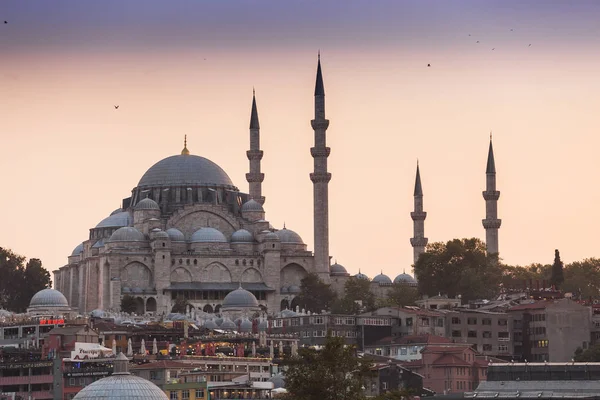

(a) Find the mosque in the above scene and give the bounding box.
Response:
[52,57,501,316]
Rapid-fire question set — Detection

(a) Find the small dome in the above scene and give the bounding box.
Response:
[239,318,253,333]
[0,309,13,318]
[92,239,105,249]
[191,227,227,243]
[258,318,269,332]
[222,286,259,309]
[275,228,304,244]
[90,309,105,318]
[109,227,146,242]
[281,309,297,318]
[96,211,132,228]
[269,374,286,389]
[330,263,348,275]
[241,199,264,212]
[288,285,301,294]
[29,288,68,308]
[231,229,254,243]
[166,228,186,242]
[220,317,237,331]
[263,232,280,242]
[372,273,392,284]
[110,208,123,216]
[153,231,170,239]
[71,243,84,256]
[355,271,370,280]
[135,198,160,211]
[204,319,218,330]
[280,286,289,294]
[394,273,417,284]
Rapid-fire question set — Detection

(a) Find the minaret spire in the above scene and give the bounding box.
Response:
[310,53,331,282]
[482,136,501,255]
[246,90,265,205]
[410,161,428,274]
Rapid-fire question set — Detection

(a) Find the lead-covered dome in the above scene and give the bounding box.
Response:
[109,227,146,242]
[241,199,264,212]
[191,227,227,243]
[29,288,69,308]
[231,229,254,243]
[71,243,84,256]
[373,272,392,284]
[330,263,349,276]
[355,271,370,280]
[96,211,132,228]
[394,273,417,284]
[166,228,186,242]
[275,228,304,244]
[222,286,259,310]
[135,198,160,210]
[137,154,236,190]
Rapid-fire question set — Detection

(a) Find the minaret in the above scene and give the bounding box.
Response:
[482,136,501,255]
[310,53,331,280]
[246,89,265,205]
[410,161,428,267]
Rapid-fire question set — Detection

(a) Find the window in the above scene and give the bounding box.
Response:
[437,318,444,327]
[498,332,510,340]
[498,319,508,326]
[170,391,178,400]
[69,378,75,386]
[195,389,204,398]
[345,317,355,325]
[382,382,388,390]
[313,330,326,337]
[420,317,430,327]
[291,319,299,326]
[483,344,492,351]
[182,390,190,399]
[482,331,492,338]
[498,344,508,352]
[482,318,492,325]
[406,318,413,326]
[314,316,325,324]
[468,330,477,338]
[335,317,344,325]
[451,330,462,338]
[150,371,158,380]
[451,317,461,324]
[400,347,407,355]
[467,317,477,325]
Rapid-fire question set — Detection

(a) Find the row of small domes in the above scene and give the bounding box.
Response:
[134,197,265,213]
[330,262,416,284]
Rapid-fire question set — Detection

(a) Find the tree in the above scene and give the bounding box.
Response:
[0,248,52,312]
[283,334,369,400]
[499,263,550,292]
[562,258,600,299]
[333,278,376,314]
[373,389,416,400]
[382,284,419,308]
[574,343,600,362]
[550,249,565,290]
[413,238,502,302]
[171,298,189,314]
[293,273,337,313]
[120,295,137,314]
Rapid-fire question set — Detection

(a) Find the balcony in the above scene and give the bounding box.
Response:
[0,374,54,385]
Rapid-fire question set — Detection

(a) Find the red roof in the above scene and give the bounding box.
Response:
[422,344,472,354]
[433,353,470,367]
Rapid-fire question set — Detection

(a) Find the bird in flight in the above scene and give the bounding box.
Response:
[427,63,431,67]
[510,29,514,31]
[114,105,119,109]
[528,44,531,47]
[492,48,495,50]
[476,40,480,43]
[3,21,7,24]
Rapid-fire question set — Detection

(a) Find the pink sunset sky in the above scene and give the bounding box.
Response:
[1,1,599,280]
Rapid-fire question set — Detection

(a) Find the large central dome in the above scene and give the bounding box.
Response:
[138,154,236,189]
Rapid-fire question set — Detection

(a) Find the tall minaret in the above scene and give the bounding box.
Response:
[410,161,428,268]
[246,90,265,205]
[310,54,331,280]
[482,136,501,255]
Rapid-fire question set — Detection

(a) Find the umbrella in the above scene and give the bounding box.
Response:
[252,341,256,357]
[112,339,117,355]
[152,338,158,355]
[100,337,105,347]
[127,338,133,357]
[140,339,146,355]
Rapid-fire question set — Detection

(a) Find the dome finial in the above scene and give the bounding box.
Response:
[181,135,190,155]
[283,221,286,229]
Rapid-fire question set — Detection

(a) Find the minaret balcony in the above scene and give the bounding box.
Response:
[246,173,265,183]
[482,219,502,229]
[410,237,429,247]
[410,211,427,221]
[246,150,264,160]
[310,147,331,158]
[482,190,500,201]
[310,172,332,183]
[311,119,330,130]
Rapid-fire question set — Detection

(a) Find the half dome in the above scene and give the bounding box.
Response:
[137,154,236,190]
[29,288,69,308]
[190,227,227,243]
[71,243,84,256]
[96,212,132,228]
[109,227,146,242]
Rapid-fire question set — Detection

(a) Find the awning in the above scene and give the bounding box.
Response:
[165,282,276,292]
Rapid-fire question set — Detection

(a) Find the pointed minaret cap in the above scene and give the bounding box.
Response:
[486,135,496,174]
[314,52,325,96]
[181,135,190,155]
[414,161,423,196]
[250,88,260,130]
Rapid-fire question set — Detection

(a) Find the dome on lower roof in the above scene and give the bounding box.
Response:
[153,231,169,239]
[269,374,286,389]
[204,319,218,330]
[96,212,132,228]
[92,239,105,248]
[135,198,160,211]
[109,227,146,242]
[239,318,253,332]
[71,243,84,256]
[258,318,268,331]
[288,285,301,294]
[29,288,69,308]
[137,154,236,190]
[191,227,227,243]
[355,272,370,280]
[231,229,254,243]
[275,228,304,244]
[241,199,264,212]
[220,317,237,331]
[394,273,417,284]
[330,263,348,275]
[166,228,185,242]
[222,286,259,309]
[372,273,392,284]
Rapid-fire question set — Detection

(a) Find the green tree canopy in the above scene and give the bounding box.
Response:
[0,248,52,312]
[550,249,565,289]
[171,297,189,314]
[414,238,502,302]
[500,263,550,292]
[562,258,600,299]
[283,335,369,400]
[574,344,600,362]
[333,278,376,314]
[376,284,419,308]
[294,273,337,313]
[120,295,137,314]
